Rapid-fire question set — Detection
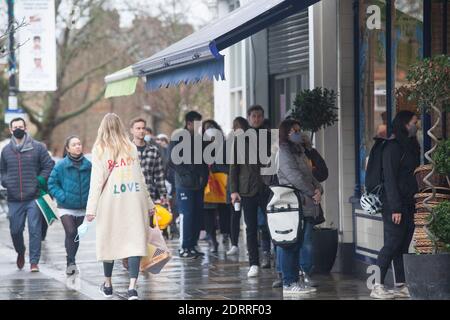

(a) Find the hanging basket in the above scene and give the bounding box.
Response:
[414,165,447,191]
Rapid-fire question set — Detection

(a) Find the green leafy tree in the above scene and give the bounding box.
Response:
[290,87,338,140]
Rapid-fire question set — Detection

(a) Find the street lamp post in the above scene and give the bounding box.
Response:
[7,0,18,110]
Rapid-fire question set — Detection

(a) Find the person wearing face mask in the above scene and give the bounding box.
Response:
[202,120,231,253]
[0,118,55,273]
[48,136,92,275]
[277,119,322,295]
[230,105,273,278]
[371,111,421,299]
[168,111,209,258]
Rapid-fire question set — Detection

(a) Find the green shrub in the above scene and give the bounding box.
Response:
[428,201,450,252]
[432,139,450,176]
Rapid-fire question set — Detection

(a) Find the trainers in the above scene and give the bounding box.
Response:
[100,283,113,298]
[127,289,139,300]
[30,264,39,272]
[66,263,78,276]
[283,283,312,295]
[247,265,259,278]
[393,285,411,299]
[370,284,395,299]
[261,251,271,269]
[209,241,219,254]
[179,249,196,259]
[17,252,25,270]
[272,273,283,288]
[226,245,239,256]
[300,272,318,287]
[190,248,205,256]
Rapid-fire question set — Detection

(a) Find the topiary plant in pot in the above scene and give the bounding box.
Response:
[291,87,339,274]
[403,54,450,300]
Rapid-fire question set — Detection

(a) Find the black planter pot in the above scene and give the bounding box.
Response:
[312,228,338,274]
[404,253,450,300]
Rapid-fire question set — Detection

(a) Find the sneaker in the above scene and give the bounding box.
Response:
[179,249,196,259]
[283,283,312,295]
[370,284,395,299]
[226,245,239,256]
[30,264,39,272]
[100,283,113,298]
[17,252,25,270]
[261,251,271,269]
[66,263,78,276]
[209,241,219,254]
[190,247,205,256]
[393,285,411,299]
[300,272,318,287]
[127,289,139,300]
[247,265,259,278]
[272,273,283,288]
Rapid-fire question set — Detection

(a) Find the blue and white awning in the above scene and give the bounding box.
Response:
[104,0,319,97]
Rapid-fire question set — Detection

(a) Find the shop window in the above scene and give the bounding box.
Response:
[358,0,425,191]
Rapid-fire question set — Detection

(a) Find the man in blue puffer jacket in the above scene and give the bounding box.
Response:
[0,118,55,272]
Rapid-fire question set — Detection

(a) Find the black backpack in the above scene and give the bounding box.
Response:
[365,137,389,193]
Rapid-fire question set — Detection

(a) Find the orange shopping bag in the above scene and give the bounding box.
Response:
[204,171,228,204]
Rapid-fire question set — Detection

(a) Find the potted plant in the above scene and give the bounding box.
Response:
[403,54,450,299]
[291,87,339,274]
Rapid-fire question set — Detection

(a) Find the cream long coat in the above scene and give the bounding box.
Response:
[86,146,154,261]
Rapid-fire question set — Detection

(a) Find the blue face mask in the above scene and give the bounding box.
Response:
[289,132,302,144]
[74,222,89,242]
[144,135,151,143]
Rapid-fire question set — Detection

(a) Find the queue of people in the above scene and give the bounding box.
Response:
[0,107,420,300]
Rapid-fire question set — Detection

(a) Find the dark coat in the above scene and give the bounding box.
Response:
[0,135,55,202]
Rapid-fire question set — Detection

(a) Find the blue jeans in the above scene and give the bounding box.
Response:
[299,220,314,274]
[7,201,42,264]
[177,188,204,249]
[276,219,314,280]
[278,243,301,286]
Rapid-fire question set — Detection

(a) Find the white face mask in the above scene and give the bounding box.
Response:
[204,128,217,138]
[144,135,151,142]
[74,221,91,242]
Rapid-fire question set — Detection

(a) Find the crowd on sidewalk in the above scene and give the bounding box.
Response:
[0,107,421,300]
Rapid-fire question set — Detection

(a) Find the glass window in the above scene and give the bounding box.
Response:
[358,0,426,191]
[359,0,387,188]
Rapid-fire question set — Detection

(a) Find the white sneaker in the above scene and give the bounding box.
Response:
[283,283,311,295]
[226,246,239,256]
[247,265,259,278]
[393,285,411,299]
[370,284,395,299]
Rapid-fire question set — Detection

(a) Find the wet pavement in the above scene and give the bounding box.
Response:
[0,213,372,300]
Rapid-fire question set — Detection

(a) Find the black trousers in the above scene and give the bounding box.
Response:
[241,191,271,266]
[376,204,415,284]
[204,204,232,244]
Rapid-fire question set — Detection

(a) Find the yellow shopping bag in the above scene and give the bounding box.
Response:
[152,204,173,230]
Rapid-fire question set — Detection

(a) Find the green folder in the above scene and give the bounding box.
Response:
[35,176,59,226]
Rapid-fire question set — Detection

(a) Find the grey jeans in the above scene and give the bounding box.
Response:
[7,201,42,264]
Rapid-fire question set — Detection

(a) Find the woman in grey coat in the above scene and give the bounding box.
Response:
[276,119,323,296]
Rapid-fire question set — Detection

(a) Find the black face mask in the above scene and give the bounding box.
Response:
[13,129,26,139]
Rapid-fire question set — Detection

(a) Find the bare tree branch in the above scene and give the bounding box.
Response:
[55,88,105,125]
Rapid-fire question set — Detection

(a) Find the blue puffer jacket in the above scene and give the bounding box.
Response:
[48,156,92,210]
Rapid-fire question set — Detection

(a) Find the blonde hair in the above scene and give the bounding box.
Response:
[93,113,134,160]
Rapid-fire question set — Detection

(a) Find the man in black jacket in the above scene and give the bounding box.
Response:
[168,111,209,258]
[0,118,55,272]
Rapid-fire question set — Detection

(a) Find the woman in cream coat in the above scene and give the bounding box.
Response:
[86,113,155,300]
